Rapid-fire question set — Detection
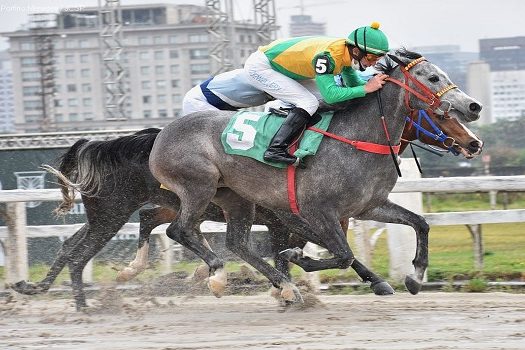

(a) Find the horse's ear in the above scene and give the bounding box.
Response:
[387,54,406,67]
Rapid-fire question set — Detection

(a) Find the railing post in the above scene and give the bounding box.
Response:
[352,219,372,267]
[467,224,484,270]
[489,190,497,210]
[5,202,29,284]
[160,232,173,274]
[82,259,93,283]
[386,159,424,282]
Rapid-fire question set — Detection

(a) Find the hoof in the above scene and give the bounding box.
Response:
[279,247,303,262]
[405,275,422,295]
[280,282,304,304]
[371,281,395,295]
[207,268,227,298]
[10,280,47,295]
[269,286,281,300]
[115,267,139,282]
[191,264,210,282]
[77,303,90,312]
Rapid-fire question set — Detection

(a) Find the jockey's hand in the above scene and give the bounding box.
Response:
[364,73,388,93]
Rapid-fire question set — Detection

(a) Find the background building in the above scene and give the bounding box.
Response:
[0,51,14,133]
[411,42,525,124]
[490,70,525,121]
[289,15,325,37]
[2,4,261,132]
[479,37,525,121]
[466,61,492,124]
[410,45,478,91]
[479,36,525,71]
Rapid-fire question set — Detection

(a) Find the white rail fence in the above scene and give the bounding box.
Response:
[1,172,524,285]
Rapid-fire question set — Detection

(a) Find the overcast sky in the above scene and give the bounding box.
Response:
[0,0,523,52]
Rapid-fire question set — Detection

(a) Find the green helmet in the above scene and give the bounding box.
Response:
[347,21,389,56]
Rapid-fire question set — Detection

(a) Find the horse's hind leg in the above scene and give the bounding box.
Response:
[117,206,177,282]
[357,200,429,295]
[11,224,89,295]
[216,189,303,303]
[68,218,129,310]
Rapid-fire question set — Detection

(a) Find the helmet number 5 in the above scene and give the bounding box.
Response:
[315,57,329,74]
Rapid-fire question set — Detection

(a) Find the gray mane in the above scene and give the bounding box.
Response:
[375,48,423,74]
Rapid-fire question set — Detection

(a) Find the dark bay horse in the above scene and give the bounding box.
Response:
[12,129,394,310]
[149,49,483,303]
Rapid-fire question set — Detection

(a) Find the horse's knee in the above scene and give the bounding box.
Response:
[166,222,198,249]
[420,220,430,235]
[138,207,155,221]
[338,252,355,269]
[165,221,183,242]
[413,215,429,235]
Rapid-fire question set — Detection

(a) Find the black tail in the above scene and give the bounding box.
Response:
[46,128,161,215]
[70,128,161,196]
[52,138,89,215]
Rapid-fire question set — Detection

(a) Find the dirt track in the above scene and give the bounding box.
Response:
[1,292,524,350]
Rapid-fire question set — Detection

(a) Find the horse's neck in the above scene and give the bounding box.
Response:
[330,80,406,144]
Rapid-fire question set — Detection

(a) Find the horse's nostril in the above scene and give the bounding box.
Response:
[469,103,481,113]
[469,141,481,150]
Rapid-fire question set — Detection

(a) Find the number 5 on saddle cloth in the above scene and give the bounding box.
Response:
[221,110,334,168]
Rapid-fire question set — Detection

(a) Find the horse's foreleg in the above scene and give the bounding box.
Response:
[357,200,429,295]
[117,206,177,282]
[350,259,395,295]
[267,225,294,279]
[339,217,393,294]
[274,210,355,272]
[254,206,296,282]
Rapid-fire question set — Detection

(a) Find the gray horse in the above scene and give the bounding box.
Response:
[149,49,483,303]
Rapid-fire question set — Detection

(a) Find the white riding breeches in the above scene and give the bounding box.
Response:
[244,50,320,116]
[181,85,218,116]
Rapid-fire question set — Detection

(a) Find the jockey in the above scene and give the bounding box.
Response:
[182,69,323,116]
[182,69,273,115]
[244,22,390,166]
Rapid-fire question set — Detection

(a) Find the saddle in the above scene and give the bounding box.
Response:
[221,110,334,168]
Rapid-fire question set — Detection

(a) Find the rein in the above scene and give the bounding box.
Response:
[306,127,400,155]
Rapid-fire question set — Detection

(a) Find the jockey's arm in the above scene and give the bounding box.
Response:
[340,66,367,87]
[312,52,367,105]
[315,74,366,105]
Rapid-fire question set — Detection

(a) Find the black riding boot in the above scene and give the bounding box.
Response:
[264,107,311,166]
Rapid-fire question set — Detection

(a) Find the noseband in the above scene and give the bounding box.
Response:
[386,57,458,117]
[404,110,460,156]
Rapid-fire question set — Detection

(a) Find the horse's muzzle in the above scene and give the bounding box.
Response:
[469,102,482,114]
[468,140,483,155]
[463,102,483,121]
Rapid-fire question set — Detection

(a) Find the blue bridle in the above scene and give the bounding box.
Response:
[405,110,460,156]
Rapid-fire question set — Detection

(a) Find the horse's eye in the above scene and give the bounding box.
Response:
[429,75,440,83]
